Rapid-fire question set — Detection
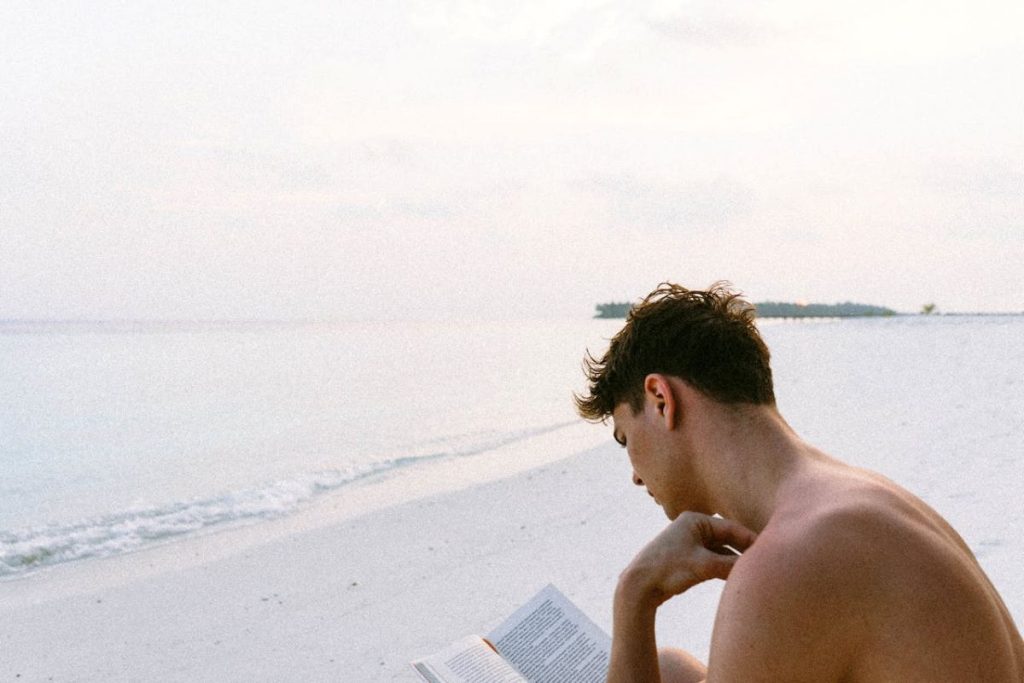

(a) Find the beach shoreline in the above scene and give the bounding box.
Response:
[4,426,1021,681]
[5,438,708,681]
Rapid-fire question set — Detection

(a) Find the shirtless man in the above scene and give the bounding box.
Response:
[575,283,1023,682]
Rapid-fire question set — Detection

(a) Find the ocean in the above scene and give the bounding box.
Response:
[0,318,620,577]
[1,315,1021,608]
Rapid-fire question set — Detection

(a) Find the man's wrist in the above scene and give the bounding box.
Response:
[614,565,664,615]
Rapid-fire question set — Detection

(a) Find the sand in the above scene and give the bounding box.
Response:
[3,441,709,681]
[3,436,1020,682]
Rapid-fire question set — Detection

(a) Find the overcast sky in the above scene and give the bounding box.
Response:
[2,0,1022,319]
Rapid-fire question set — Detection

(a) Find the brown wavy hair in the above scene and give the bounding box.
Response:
[575,282,775,421]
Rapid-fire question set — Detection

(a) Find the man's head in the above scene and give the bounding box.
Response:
[575,282,775,421]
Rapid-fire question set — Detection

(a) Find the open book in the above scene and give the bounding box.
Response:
[410,584,611,683]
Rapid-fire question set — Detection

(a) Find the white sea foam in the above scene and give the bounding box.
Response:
[0,466,368,576]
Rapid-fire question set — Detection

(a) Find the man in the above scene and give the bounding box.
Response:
[575,282,1023,682]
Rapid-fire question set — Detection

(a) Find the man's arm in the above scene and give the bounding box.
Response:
[609,583,661,683]
[609,589,708,683]
[607,513,756,683]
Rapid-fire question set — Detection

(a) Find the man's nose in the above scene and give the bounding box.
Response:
[632,471,644,486]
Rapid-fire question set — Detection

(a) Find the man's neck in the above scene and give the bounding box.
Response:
[686,398,822,533]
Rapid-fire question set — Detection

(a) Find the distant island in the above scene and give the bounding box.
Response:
[594,301,897,319]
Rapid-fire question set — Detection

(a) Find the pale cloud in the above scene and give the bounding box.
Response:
[803,0,1024,65]
[582,175,756,233]
[930,157,1024,199]
[408,0,598,47]
[643,2,785,48]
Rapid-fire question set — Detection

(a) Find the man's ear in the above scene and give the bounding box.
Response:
[643,374,678,430]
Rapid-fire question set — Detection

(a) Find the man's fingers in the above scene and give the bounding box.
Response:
[702,514,758,553]
[664,550,738,593]
[699,549,740,581]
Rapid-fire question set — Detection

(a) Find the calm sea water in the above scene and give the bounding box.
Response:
[1,316,1021,594]
[0,318,622,576]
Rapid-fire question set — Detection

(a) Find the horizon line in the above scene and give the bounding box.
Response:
[2,311,1023,326]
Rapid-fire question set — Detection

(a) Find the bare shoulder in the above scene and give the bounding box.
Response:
[705,496,880,681]
[707,470,1024,681]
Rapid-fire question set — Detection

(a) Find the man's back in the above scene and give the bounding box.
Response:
[711,456,1024,681]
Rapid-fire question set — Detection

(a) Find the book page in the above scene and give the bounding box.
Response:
[411,635,528,683]
[488,585,610,683]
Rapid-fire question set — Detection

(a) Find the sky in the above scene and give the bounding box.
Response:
[2,0,1022,320]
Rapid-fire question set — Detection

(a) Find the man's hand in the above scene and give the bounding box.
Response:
[607,513,757,682]
[617,512,758,610]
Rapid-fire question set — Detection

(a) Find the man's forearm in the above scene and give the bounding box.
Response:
[607,582,662,683]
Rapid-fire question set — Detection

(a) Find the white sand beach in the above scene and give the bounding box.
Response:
[3,439,727,682]
[4,426,1021,681]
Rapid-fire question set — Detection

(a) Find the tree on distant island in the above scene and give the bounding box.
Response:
[594,300,897,319]
[752,301,897,318]
[595,302,633,318]
[920,303,937,315]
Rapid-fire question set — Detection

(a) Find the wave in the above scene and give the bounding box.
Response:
[0,420,576,578]
[0,464,387,578]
